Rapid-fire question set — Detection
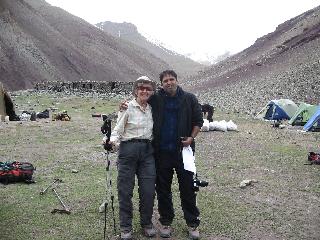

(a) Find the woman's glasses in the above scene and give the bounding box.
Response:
[137,86,154,92]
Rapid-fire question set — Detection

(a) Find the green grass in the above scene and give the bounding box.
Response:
[1,92,320,240]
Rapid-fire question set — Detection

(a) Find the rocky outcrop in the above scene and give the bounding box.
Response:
[35,80,134,94]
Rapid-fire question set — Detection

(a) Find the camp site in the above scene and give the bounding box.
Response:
[1,89,319,240]
[255,99,320,131]
[1,1,320,240]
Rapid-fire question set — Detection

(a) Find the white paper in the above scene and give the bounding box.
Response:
[182,146,196,174]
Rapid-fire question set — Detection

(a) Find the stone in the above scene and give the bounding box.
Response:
[240,179,258,188]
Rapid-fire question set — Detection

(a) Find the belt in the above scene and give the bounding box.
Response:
[122,139,151,143]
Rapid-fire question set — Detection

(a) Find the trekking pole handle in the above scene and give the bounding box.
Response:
[40,178,62,195]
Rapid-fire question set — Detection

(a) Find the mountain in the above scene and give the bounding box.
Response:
[185,6,320,114]
[96,21,204,78]
[0,0,169,91]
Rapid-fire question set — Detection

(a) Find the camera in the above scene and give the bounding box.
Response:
[101,116,113,151]
[193,176,209,192]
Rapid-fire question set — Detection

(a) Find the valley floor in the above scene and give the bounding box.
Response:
[0,92,319,240]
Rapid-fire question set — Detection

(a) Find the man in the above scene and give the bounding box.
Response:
[149,70,203,239]
[200,103,214,122]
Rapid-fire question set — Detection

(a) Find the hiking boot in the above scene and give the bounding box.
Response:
[159,225,172,238]
[143,224,157,238]
[120,230,133,240]
[188,226,200,240]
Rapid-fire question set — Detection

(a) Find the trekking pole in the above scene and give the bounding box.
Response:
[108,152,116,235]
[100,116,117,239]
[103,151,110,240]
[102,151,117,240]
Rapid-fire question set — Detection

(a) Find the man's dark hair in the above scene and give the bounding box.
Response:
[200,103,214,122]
[159,70,177,83]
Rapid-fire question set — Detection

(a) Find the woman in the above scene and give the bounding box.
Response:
[108,76,157,240]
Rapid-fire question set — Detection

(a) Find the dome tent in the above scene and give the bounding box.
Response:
[288,103,318,126]
[255,99,298,120]
[303,106,320,132]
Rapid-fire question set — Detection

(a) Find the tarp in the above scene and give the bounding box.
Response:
[303,106,320,131]
[0,82,18,121]
[288,103,318,125]
[0,82,6,121]
[256,99,298,120]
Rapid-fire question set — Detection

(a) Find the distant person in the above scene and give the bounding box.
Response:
[120,70,203,239]
[107,76,157,240]
[200,103,214,122]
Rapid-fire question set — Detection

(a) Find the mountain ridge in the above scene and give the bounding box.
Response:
[96,21,204,78]
[185,6,320,114]
[0,0,169,90]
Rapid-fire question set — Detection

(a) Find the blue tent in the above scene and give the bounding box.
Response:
[264,103,289,120]
[303,106,320,131]
[256,99,298,120]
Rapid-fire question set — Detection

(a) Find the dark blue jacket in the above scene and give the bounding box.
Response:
[148,86,203,156]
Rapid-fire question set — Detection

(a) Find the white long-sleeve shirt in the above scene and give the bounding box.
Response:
[110,99,153,144]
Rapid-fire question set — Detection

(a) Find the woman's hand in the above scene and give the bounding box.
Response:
[102,137,115,151]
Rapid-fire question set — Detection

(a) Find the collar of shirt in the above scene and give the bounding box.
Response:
[159,86,182,98]
[131,98,151,112]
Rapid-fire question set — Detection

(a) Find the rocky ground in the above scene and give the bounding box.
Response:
[192,57,320,115]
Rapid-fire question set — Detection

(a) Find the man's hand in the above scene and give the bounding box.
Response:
[119,100,129,112]
[181,137,193,147]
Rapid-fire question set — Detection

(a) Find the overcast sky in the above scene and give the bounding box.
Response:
[45,0,320,62]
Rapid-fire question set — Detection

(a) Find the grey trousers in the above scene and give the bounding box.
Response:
[117,141,156,231]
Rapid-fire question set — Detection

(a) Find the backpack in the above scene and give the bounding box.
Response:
[308,152,320,165]
[0,161,35,184]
